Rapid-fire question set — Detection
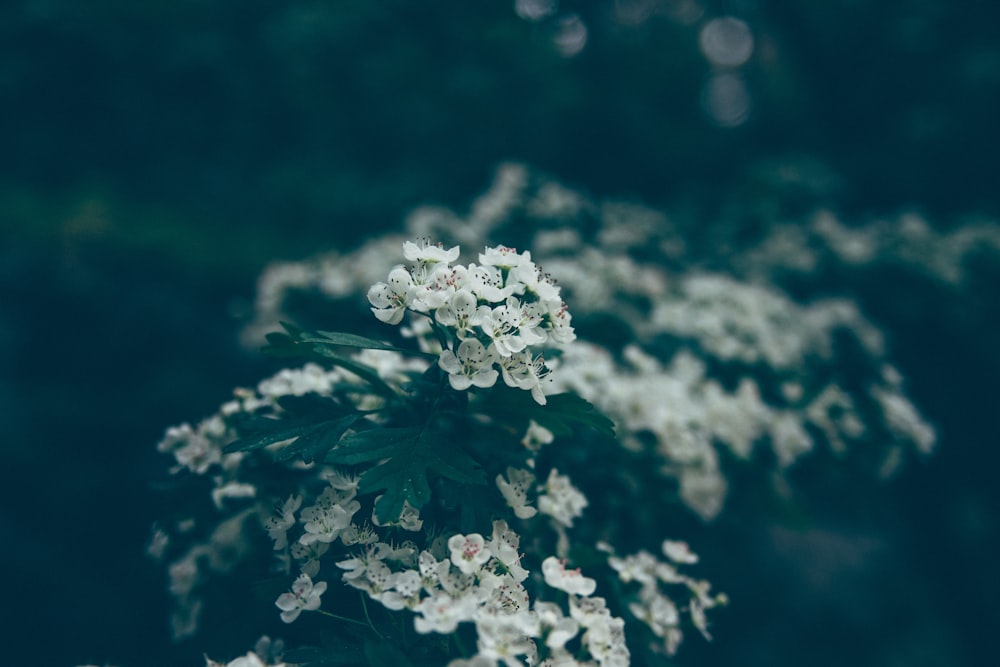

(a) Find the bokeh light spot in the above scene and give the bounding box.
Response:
[700,72,752,127]
[699,16,754,67]
[552,13,588,58]
[515,0,558,22]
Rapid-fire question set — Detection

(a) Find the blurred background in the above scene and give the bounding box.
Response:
[1,1,998,665]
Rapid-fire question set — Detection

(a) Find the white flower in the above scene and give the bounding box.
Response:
[447,656,498,667]
[339,522,378,546]
[275,574,326,623]
[534,601,581,650]
[661,540,699,564]
[263,494,302,550]
[372,498,424,532]
[487,519,529,582]
[204,651,270,667]
[299,499,361,545]
[496,467,538,519]
[479,244,532,270]
[467,264,516,303]
[435,289,484,339]
[607,551,658,587]
[521,420,554,452]
[474,612,538,664]
[542,557,596,596]
[414,590,479,634]
[439,339,500,390]
[368,266,415,324]
[211,480,256,510]
[510,262,560,302]
[373,569,423,611]
[290,540,329,578]
[479,299,529,358]
[404,238,461,264]
[448,532,492,575]
[537,469,588,527]
[498,351,551,405]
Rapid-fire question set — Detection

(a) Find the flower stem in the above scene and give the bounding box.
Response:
[359,592,386,640]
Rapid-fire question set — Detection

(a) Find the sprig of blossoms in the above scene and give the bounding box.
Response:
[368,240,575,404]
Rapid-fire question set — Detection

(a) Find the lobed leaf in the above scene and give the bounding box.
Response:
[327,424,485,523]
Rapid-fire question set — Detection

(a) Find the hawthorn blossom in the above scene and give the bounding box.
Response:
[404,238,461,264]
[448,533,492,575]
[438,339,499,390]
[434,289,484,339]
[368,267,415,324]
[537,469,588,527]
[299,499,361,545]
[542,557,597,596]
[496,467,538,519]
[498,351,551,405]
[263,494,302,550]
[487,520,529,582]
[480,300,529,357]
[479,244,532,270]
[275,574,326,623]
[414,591,479,634]
[662,540,699,564]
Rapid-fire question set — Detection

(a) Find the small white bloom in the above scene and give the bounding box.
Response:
[439,339,500,390]
[542,557,597,596]
[290,540,329,578]
[434,289,483,339]
[487,519,529,582]
[414,591,479,634]
[496,467,538,519]
[275,573,326,623]
[404,238,461,264]
[368,266,415,324]
[498,351,551,405]
[447,656,498,667]
[372,498,424,532]
[479,244,532,270]
[467,264,516,303]
[661,540,699,564]
[299,499,361,545]
[339,522,378,546]
[448,532,492,575]
[211,480,256,510]
[479,300,529,358]
[521,420,554,452]
[263,494,302,550]
[537,469,588,528]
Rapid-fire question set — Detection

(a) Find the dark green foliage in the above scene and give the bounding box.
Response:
[481,384,616,440]
[223,394,359,464]
[262,323,403,398]
[327,424,486,523]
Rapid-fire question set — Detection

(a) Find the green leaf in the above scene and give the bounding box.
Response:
[483,385,617,439]
[326,424,486,523]
[329,427,423,465]
[273,414,359,462]
[303,330,433,356]
[260,323,403,398]
[224,396,359,463]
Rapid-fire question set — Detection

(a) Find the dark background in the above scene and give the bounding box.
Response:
[1,1,997,665]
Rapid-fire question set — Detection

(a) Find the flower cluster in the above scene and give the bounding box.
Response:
[367,240,575,404]
[333,520,629,667]
[602,541,725,657]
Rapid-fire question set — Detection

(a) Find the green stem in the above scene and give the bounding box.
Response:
[360,592,387,640]
[315,608,372,629]
[452,630,470,659]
